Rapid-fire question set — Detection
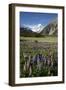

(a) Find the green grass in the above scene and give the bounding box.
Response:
[20,36,58,77]
[20,36,57,43]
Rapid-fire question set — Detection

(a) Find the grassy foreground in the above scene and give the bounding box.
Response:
[20,36,58,77]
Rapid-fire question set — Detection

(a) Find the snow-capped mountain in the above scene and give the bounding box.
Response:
[22,24,45,33]
[30,24,45,33]
[20,18,58,37]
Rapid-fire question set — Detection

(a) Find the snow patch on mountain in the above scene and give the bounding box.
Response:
[23,24,45,33]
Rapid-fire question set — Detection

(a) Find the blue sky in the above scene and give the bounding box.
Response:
[20,12,57,27]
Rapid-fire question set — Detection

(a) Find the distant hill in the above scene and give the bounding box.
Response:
[20,27,42,37]
[20,18,58,37]
[20,27,35,37]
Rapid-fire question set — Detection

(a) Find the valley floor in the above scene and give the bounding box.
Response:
[20,36,57,43]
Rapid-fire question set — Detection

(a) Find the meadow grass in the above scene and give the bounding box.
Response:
[20,36,57,43]
[20,36,58,77]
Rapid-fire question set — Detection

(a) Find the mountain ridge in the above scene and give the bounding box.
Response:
[20,18,58,37]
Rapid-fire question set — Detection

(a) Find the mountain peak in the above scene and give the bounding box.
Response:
[20,18,58,37]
